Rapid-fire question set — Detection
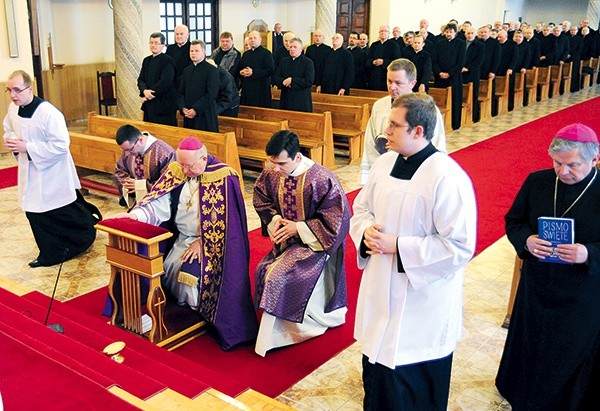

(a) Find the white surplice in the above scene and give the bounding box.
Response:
[359,95,447,185]
[3,101,80,212]
[350,150,477,369]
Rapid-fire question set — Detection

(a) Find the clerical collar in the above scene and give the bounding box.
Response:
[389,143,438,180]
[18,96,43,119]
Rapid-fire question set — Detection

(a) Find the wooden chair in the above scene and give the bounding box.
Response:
[536,66,551,102]
[461,82,473,127]
[549,64,563,98]
[494,73,510,116]
[524,68,538,106]
[97,71,117,116]
[513,71,525,110]
[561,61,573,95]
[478,78,493,121]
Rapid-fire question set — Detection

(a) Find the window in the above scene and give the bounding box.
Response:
[159,0,218,54]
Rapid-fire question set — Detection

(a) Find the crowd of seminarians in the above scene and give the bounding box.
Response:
[137,17,600,133]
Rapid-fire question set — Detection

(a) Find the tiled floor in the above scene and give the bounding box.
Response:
[1,84,599,410]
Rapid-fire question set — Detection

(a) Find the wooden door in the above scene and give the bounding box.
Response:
[337,0,370,46]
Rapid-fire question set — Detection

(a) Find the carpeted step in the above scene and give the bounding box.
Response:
[0,300,164,402]
[19,289,249,397]
[0,326,140,410]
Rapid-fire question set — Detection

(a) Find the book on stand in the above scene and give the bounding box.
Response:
[537,217,575,264]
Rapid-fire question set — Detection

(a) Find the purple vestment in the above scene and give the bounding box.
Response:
[136,155,258,350]
[114,136,176,201]
[253,162,350,323]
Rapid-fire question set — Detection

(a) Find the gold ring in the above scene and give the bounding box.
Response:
[533,249,538,254]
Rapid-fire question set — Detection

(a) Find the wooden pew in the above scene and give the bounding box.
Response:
[591,57,600,85]
[580,59,592,88]
[427,87,452,133]
[461,82,473,128]
[536,66,551,102]
[478,78,493,121]
[272,88,378,114]
[494,74,510,116]
[349,89,388,99]
[217,116,288,169]
[513,71,525,110]
[524,68,538,107]
[83,112,243,179]
[549,64,563,98]
[502,255,522,329]
[561,61,573,95]
[237,105,335,169]
[312,101,369,164]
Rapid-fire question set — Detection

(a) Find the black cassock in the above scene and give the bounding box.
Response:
[238,45,274,108]
[273,55,314,112]
[177,60,220,132]
[497,168,600,411]
[137,53,178,126]
[320,48,354,95]
[366,39,401,91]
[432,37,465,130]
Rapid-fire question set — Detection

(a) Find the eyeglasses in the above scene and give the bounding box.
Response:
[5,86,31,95]
[385,121,412,132]
[122,137,140,153]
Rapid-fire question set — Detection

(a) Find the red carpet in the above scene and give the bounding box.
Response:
[0,165,17,189]
[449,96,600,254]
[62,95,600,397]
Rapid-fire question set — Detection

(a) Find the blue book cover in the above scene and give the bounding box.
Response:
[537,217,575,264]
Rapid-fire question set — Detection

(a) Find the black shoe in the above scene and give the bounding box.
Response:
[28,259,42,268]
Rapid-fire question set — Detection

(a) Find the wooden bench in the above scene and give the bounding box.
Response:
[513,71,525,110]
[349,89,389,99]
[591,57,600,85]
[549,64,563,98]
[87,112,243,177]
[272,88,379,114]
[428,87,452,133]
[478,78,493,121]
[237,105,335,169]
[561,61,573,95]
[218,116,288,170]
[494,73,510,116]
[580,59,592,88]
[311,101,369,164]
[524,68,538,106]
[461,82,473,127]
[536,66,551,102]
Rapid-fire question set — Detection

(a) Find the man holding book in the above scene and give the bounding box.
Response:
[496,123,600,410]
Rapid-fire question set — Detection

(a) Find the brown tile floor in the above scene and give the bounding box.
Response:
[1,84,599,410]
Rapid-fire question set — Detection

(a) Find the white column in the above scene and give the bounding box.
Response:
[587,1,600,30]
[315,0,337,40]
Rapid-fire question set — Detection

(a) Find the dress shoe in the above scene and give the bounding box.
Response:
[28,259,42,268]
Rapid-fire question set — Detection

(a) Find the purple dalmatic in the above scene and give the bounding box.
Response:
[253,162,350,323]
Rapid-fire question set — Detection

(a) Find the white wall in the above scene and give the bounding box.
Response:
[0,0,34,80]
[521,0,589,26]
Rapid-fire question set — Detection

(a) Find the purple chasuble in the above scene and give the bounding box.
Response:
[253,162,350,323]
[138,155,258,350]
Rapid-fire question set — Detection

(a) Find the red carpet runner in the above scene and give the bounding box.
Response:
[56,95,600,397]
[0,165,17,189]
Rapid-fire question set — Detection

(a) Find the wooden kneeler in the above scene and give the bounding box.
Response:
[97,219,206,349]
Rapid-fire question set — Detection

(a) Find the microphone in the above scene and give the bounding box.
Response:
[44,248,69,333]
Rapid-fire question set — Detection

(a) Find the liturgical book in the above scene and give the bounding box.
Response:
[537,217,575,264]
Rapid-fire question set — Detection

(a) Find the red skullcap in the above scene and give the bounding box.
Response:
[555,123,598,144]
[178,136,204,150]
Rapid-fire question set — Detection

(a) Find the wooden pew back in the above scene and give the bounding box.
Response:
[237,105,335,169]
[461,82,473,127]
[525,68,538,106]
[312,101,369,163]
[427,87,452,133]
[494,74,511,115]
[478,78,493,120]
[86,112,242,178]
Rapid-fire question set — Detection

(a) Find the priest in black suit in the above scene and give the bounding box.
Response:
[348,32,368,89]
[432,23,465,130]
[367,25,401,91]
[461,27,485,122]
[305,30,332,86]
[405,34,432,93]
[166,25,192,88]
[273,37,314,112]
[318,33,354,95]
[238,30,275,108]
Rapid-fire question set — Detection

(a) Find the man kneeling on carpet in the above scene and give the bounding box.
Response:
[253,130,351,356]
[112,136,258,350]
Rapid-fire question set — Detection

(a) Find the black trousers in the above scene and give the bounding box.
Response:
[362,353,453,411]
